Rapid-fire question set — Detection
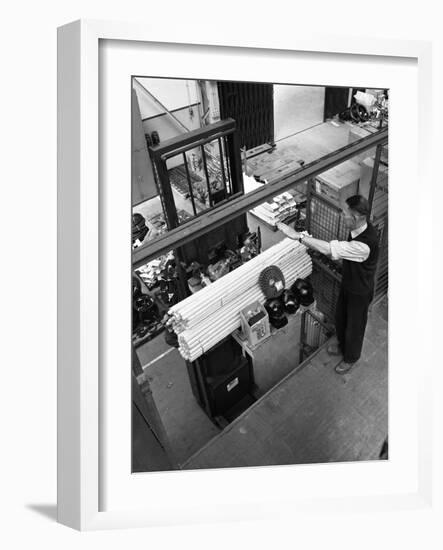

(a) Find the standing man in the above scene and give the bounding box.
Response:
[277,195,379,374]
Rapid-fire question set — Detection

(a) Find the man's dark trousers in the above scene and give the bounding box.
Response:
[335,286,372,363]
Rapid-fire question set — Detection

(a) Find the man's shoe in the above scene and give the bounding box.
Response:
[327,343,342,356]
[335,361,356,375]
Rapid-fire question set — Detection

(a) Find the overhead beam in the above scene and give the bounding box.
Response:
[133,127,388,268]
[149,118,236,159]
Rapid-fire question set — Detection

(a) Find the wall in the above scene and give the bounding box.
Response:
[132,88,157,205]
[274,85,325,141]
[135,77,200,117]
[133,77,202,174]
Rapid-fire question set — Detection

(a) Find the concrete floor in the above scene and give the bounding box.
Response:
[137,304,304,466]
[137,336,221,467]
[183,296,388,470]
[136,295,387,470]
[265,119,353,167]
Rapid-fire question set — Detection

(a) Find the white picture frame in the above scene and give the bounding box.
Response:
[57,19,435,531]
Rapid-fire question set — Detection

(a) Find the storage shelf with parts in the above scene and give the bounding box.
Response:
[249,185,307,231]
[129,89,389,471]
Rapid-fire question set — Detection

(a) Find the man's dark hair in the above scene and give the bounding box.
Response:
[346,195,369,217]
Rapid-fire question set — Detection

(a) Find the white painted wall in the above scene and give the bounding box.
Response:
[133,77,202,169]
[274,85,325,141]
[134,77,200,118]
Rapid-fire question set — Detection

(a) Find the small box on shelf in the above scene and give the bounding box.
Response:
[239,301,271,347]
[315,160,360,207]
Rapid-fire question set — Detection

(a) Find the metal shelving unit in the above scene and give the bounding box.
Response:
[305,140,389,336]
[299,310,334,363]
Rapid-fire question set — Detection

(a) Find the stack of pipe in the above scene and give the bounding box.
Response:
[166,238,312,361]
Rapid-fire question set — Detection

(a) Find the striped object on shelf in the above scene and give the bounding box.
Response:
[166,238,312,361]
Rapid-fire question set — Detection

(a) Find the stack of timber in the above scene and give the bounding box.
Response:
[167,238,312,361]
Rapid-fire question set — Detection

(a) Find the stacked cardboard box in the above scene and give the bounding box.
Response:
[251,191,298,227]
[315,160,360,207]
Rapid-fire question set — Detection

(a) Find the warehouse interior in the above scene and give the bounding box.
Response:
[131,78,389,472]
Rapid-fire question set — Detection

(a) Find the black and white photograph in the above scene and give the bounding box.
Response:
[2,0,440,542]
[131,77,389,472]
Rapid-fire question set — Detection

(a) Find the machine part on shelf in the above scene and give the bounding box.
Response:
[338,108,352,122]
[132,285,165,346]
[132,274,142,296]
[282,289,299,314]
[132,281,142,330]
[354,90,377,112]
[133,320,164,345]
[134,295,159,322]
[351,102,369,123]
[258,265,285,299]
[291,278,315,307]
[188,275,203,294]
[136,251,177,291]
[264,297,288,329]
[207,241,228,264]
[239,230,261,262]
[145,133,153,147]
[151,130,160,145]
[339,103,369,124]
[264,297,283,317]
[164,325,179,347]
[158,277,179,306]
[224,249,242,270]
[207,258,230,281]
[256,226,262,252]
[132,212,149,245]
[168,238,312,361]
[200,274,212,287]
[270,316,288,329]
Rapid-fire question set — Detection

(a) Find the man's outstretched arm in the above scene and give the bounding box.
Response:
[276,222,369,262]
[276,222,331,256]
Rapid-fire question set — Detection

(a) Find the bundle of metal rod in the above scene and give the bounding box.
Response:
[179,262,310,345]
[180,265,312,361]
[168,238,307,331]
[168,238,312,361]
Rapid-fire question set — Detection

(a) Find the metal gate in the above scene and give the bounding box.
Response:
[299,310,334,363]
[217,81,274,150]
[305,142,388,314]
